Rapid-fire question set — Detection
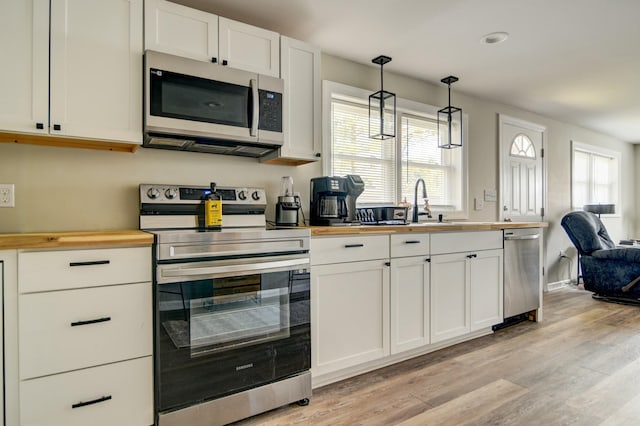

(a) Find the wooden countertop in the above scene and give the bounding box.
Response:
[0,230,154,250]
[309,222,548,236]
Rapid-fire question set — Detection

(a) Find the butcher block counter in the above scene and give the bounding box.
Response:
[0,230,153,249]
[309,221,547,236]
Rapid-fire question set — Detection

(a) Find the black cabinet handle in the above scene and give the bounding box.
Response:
[384,261,391,267]
[404,240,421,244]
[211,57,217,63]
[69,260,110,267]
[315,153,321,158]
[72,395,112,409]
[36,122,44,129]
[222,59,228,66]
[53,124,61,131]
[466,254,477,259]
[425,258,431,263]
[71,316,111,327]
[344,244,364,248]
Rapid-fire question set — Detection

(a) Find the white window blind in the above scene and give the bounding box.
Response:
[331,99,396,204]
[571,144,619,210]
[400,115,462,210]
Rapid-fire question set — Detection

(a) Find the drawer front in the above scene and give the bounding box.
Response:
[19,282,152,379]
[20,356,153,426]
[431,231,503,255]
[311,235,389,265]
[19,247,151,293]
[390,233,430,258]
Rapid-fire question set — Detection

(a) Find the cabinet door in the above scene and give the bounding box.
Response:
[218,17,279,77]
[144,0,218,62]
[49,0,142,143]
[311,260,389,376]
[470,249,504,331]
[0,0,49,134]
[263,36,321,164]
[390,256,430,354]
[430,252,469,343]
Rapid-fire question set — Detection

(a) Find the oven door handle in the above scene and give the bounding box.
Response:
[160,257,309,279]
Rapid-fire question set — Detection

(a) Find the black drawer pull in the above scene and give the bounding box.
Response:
[384,262,391,267]
[344,244,364,248]
[36,122,44,129]
[71,316,111,327]
[53,124,61,131]
[466,254,478,259]
[425,258,431,263]
[69,260,110,267]
[404,240,421,244]
[72,395,112,409]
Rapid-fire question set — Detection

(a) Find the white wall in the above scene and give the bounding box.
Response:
[0,52,635,289]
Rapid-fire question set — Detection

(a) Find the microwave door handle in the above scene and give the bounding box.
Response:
[250,78,258,137]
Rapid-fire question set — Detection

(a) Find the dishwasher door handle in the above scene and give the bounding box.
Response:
[504,234,540,241]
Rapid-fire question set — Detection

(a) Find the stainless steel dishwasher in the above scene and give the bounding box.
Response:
[504,228,541,318]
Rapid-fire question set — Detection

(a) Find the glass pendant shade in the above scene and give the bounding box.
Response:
[369,55,396,140]
[437,76,463,149]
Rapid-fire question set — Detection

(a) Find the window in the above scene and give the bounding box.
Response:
[571,141,620,212]
[323,81,467,215]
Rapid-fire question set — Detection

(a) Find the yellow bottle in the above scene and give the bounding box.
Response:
[204,183,222,228]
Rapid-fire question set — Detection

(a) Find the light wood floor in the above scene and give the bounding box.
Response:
[236,286,640,425]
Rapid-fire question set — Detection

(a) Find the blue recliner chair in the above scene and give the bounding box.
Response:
[561,211,640,303]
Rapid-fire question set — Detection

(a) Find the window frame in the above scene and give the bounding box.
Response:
[322,80,468,218]
[570,140,621,217]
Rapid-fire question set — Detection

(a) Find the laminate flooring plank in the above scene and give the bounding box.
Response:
[600,392,640,426]
[396,379,528,426]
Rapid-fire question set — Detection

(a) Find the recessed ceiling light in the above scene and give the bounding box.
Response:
[480,32,509,45]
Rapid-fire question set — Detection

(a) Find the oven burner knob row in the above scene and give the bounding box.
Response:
[165,188,178,199]
[251,191,261,201]
[147,187,161,199]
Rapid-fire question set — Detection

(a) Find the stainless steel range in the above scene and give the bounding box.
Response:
[140,184,311,426]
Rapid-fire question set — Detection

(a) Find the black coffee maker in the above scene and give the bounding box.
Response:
[310,175,365,225]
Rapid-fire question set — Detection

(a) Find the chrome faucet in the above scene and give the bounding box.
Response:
[412,178,432,223]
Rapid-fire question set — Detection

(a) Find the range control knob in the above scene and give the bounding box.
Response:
[147,187,160,199]
[165,188,178,199]
[251,191,261,201]
[238,190,247,201]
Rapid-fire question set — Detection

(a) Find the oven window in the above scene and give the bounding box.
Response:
[150,69,250,128]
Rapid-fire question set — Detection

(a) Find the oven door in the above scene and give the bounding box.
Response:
[155,254,310,413]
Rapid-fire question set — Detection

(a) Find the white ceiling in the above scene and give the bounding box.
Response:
[178,0,640,143]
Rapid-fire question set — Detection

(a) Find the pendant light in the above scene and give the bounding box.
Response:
[369,55,396,140]
[437,75,463,149]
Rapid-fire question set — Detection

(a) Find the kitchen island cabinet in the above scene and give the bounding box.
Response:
[145,0,280,76]
[0,232,154,426]
[0,0,143,149]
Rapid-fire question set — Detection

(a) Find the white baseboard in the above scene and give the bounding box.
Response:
[547,279,572,292]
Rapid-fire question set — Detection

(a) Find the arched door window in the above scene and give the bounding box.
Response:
[510,134,536,158]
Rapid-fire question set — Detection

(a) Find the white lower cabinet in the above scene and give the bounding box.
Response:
[470,249,504,331]
[390,256,430,354]
[19,356,153,426]
[430,252,470,343]
[311,259,390,376]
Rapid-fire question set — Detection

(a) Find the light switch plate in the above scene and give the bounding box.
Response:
[0,184,15,207]
[474,197,484,210]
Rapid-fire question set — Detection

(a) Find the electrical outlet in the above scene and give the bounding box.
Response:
[474,197,484,210]
[0,184,15,208]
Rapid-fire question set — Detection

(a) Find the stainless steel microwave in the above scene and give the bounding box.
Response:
[143,50,284,158]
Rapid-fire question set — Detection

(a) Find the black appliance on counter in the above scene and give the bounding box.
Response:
[310,175,364,226]
[140,184,311,426]
[356,206,409,225]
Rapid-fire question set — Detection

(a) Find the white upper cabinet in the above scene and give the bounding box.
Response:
[218,17,279,77]
[262,36,321,164]
[145,0,280,77]
[0,0,50,134]
[144,0,218,62]
[49,0,143,143]
[0,0,143,144]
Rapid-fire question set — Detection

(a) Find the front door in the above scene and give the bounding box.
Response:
[499,115,546,222]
